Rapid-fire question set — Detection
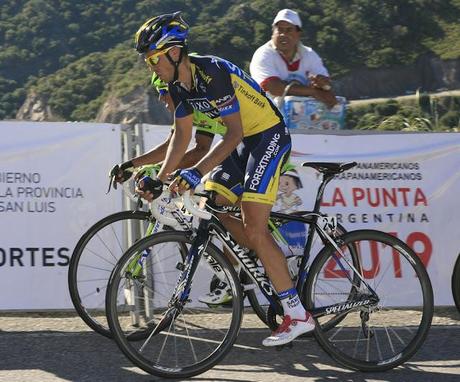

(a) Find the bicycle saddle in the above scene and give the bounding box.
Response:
[301,161,357,175]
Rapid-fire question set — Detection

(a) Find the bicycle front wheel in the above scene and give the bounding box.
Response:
[68,210,153,338]
[106,231,244,379]
[305,230,433,371]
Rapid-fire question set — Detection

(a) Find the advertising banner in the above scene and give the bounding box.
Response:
[3,122,457,310]
[0,122,122,309]
[142,126,460,306]
[286,132,460,305]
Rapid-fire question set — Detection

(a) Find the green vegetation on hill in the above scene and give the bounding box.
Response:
[1,0,460,122]
[347,92,460,132]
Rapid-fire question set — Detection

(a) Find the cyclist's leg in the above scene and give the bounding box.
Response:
[240,123,314,345]
[204,156,249,261]
[200,163,245,304]
[240,201,292,291]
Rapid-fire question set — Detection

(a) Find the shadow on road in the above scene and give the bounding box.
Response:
[1,324,460,382]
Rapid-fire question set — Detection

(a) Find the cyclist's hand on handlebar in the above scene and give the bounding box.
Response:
[109,160,134,189]
[133,163,162,182]
[135,176,163,202]
[169,168,202,195]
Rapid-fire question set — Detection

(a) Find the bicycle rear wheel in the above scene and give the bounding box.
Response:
[451,253,460,312]
[68,210,153,338]
[106,231,244,379]
[306,229,433,371]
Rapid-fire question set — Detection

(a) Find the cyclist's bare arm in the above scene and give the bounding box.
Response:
[157,113,194,181]
[129,130,173,168]
[128,129,213,170]
[194,112,243,177]
[178,132,214,169]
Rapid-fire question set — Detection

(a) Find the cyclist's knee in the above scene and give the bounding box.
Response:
[243,222,268,250]
[214,193,233,206]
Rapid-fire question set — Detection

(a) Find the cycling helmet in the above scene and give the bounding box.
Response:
[135,11,189,54]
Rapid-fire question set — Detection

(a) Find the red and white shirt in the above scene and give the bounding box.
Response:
[250,41,329,95]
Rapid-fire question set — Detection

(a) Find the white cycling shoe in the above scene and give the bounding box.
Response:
[198,281,233,305]
[262,312,315,347]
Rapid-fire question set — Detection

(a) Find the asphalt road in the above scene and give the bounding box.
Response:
[1,308,460,382]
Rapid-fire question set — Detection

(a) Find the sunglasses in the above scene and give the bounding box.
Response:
[144,46,174,67]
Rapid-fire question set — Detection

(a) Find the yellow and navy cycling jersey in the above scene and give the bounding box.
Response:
[169,54,284,137]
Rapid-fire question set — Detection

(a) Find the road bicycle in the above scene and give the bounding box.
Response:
[451,253,460,312]
[68,167,351,337]
[105,162,434,378]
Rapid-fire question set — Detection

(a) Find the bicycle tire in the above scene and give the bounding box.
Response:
[451,253,460,312]
[306,229,433,371]
[106,231,244,379]
[68,210,153,338]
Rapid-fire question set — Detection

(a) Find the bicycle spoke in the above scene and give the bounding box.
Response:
[106,231,243,378]
[69,212,153,338]
[83,245,119,266]
[307,230,433,371]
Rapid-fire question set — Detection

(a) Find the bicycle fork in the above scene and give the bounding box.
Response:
[171,219,211,307]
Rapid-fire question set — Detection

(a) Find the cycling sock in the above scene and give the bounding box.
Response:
[278,287,306,319]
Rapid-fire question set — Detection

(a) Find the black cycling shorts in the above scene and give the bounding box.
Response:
[205,122,291,205]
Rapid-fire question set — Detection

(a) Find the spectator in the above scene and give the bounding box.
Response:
[250,9,337,108]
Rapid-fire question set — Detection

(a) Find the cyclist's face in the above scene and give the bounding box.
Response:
[272,21,300,54]
[146,46,179,83]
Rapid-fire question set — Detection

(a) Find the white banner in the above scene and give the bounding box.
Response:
[287,132,460,305]
[0,121,122,309]
[142,124,172,150]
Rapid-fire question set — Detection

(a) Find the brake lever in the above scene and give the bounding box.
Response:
[106,175,114,194]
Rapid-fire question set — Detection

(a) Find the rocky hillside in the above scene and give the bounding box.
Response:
[16,54,460,124]
[16,84,173,125]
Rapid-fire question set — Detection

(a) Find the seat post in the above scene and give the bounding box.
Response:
[312,173,335,214]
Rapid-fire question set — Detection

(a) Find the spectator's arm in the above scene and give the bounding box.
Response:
[265,78,337,108]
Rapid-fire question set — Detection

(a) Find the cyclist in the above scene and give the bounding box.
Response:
[134,11,315,346]
[112,71,238,304]
[154,73,239,305]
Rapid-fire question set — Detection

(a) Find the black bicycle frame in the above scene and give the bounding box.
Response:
[175,164,378,319]
[174,214,283,315]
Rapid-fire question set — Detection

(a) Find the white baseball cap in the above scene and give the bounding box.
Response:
[272,9,302,29]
